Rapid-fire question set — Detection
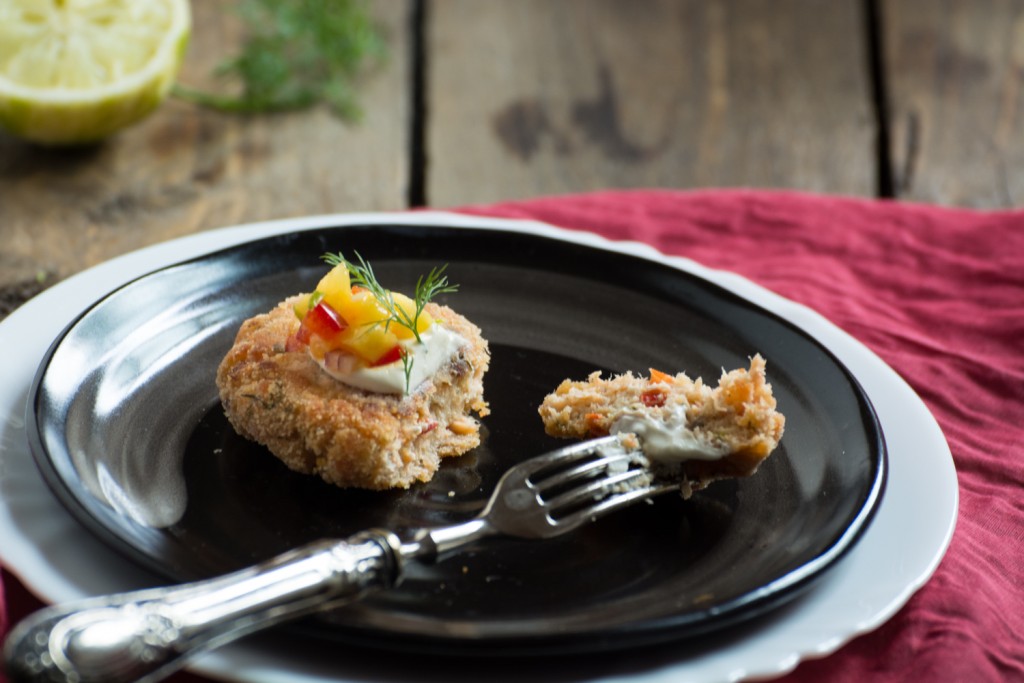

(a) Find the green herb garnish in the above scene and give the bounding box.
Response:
[400,347,415,394]
[410,264,461,338]
[173,0,386,119]
[322,251,458,344]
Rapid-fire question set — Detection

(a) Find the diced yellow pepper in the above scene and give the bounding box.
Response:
[337,290,382,327]
[342,325,399,363]
[293,297,310,320]
[292,291,323,320]
[316,264,353,313]
[392,292,432,338]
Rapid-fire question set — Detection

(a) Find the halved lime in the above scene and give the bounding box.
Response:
[0,0,191,146]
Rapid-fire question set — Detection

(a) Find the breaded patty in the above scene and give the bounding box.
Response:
[538,355,784,490]
[217,296,490,489]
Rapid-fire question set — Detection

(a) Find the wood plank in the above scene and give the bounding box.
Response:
[0,0,411,315]
[425,0,875,207]
[883,0,1024,207]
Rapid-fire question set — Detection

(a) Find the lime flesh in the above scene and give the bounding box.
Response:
[0,0,191,145]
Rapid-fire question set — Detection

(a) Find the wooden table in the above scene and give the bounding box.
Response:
[2,0,1021,319]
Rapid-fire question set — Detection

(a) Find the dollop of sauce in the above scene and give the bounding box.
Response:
[611,406,728,463]
[316,325,466,395]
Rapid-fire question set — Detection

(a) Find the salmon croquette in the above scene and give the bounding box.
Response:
[217,255,489,489]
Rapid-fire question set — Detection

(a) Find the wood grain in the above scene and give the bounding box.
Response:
[0,0,412,302]
[4,0,1018,321]
[425,0,876,207]
[883,0,1024,207]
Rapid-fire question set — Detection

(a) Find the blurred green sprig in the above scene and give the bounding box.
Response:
[173,0,386,120]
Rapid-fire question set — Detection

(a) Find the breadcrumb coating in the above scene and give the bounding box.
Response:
[217,296,490,489]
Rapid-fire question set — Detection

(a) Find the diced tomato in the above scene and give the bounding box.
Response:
[641,389,666,408]
[371,344,404,367]
[299,301,348,343]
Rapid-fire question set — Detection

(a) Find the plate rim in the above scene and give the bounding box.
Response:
[0,210,956,682]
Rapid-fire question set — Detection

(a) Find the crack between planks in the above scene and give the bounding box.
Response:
[407,0,428,207]
[864,0,895,198]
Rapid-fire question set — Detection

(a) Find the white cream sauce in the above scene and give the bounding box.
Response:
[316,326,466,395]
[611,406,728,463]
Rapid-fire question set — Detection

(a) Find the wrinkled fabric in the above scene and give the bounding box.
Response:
[2,190,1021,682]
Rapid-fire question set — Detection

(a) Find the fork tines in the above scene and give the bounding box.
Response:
[525,437,659,523]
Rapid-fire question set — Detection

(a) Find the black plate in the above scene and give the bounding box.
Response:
[29,222,885,655]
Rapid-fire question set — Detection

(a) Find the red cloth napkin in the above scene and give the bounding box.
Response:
[2,189,1022,682]
[460,189,1024,682]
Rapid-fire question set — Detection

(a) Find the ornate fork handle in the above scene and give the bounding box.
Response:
[3,531,402,683]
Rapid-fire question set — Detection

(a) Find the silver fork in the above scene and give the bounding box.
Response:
[4,436,677,683]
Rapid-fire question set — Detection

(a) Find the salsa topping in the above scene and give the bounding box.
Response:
[287,252,460,394]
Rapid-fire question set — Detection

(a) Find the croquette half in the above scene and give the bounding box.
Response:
[217,296,490,489]
[538,354,784,491]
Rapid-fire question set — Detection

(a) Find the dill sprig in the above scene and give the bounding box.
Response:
[400,348,414,393]
[322,251,458,344]
[409,264,460,339]
[173,0,386,120]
